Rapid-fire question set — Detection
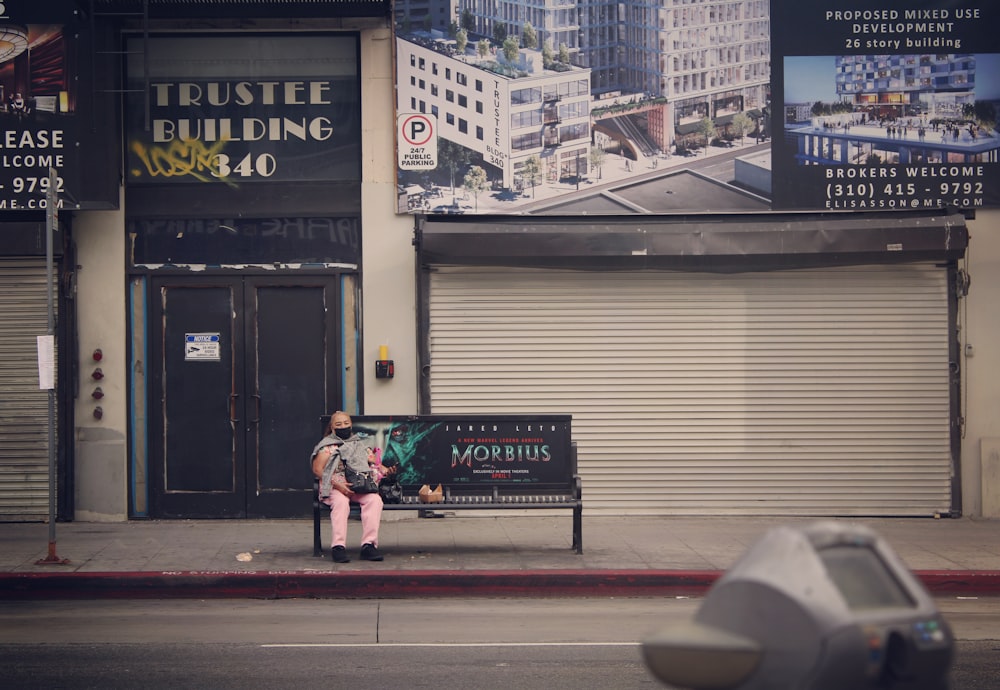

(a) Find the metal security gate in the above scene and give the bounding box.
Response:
[147,275,348,519]
[0,260,55,520]
[426,264,954,517]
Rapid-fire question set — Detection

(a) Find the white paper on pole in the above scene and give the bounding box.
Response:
[37,335,55,390]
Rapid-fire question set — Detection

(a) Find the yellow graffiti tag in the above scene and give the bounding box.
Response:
[130,138,235,185]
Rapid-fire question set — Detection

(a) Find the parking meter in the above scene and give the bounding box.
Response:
[643,522,953,689]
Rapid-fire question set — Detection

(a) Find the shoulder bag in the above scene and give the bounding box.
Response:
[340,436,379,493]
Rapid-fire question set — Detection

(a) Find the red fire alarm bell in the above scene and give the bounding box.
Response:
[375,360,394,379]
[375,345,394,379]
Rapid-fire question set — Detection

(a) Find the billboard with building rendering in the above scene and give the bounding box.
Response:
[392,0,999,215]
[771,1,1000,212]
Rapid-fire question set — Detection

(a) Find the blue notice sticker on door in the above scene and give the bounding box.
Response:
[185,333,221,361]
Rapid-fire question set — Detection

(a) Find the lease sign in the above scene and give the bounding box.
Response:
[0,1,81,211]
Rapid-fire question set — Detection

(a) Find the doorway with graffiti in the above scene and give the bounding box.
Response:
[122,31,363,519]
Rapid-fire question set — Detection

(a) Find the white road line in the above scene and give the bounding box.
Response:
[262,642,642,648]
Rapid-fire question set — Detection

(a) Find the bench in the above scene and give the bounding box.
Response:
[312,414,582,556]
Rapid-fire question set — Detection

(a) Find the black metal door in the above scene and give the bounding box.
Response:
[150,276,342,518]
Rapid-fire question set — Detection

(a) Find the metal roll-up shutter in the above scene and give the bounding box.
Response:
[427,264,952,517]
[0,260,55,520]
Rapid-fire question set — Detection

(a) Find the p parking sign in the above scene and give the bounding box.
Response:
[397,113,437,169]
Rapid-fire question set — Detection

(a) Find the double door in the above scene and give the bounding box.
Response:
[149,275,348,518]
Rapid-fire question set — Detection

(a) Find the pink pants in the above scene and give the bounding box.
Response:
[327,491,383,548]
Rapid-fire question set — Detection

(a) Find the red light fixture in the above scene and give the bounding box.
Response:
[92,348,103,362]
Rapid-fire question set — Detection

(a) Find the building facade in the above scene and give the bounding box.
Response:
[836,54,975,121]
[0,0,998,523]
[787,53,999,167]
[395,0,458,34]
[396,35,591,189]
[455,0,770,152]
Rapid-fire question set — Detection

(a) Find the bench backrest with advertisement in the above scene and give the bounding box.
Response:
[312,414,582,555]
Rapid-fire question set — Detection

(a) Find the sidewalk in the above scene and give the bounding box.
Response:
[2,514,998,599]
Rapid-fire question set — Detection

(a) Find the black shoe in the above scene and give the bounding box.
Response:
[331,545,351,563]
[360,543,383,561]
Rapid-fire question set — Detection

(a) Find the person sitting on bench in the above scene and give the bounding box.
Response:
[311,411,385,563]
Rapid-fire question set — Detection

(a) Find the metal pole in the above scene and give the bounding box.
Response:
[37,167,68,565]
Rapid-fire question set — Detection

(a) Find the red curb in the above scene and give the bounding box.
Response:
[1,569,998,600]
[1,570,718,600]
[915,570,1000,595]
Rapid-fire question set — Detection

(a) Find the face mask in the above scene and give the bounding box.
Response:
[334,426,353,440]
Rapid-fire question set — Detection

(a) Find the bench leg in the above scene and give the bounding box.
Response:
[313,502,323,557]
[573,504,583,554]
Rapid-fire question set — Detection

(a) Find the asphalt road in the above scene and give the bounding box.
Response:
[1,597,997,689]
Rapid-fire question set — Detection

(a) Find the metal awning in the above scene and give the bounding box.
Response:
[416,211,969,271]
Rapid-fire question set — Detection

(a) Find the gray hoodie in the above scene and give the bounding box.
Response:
[311,432,375,500]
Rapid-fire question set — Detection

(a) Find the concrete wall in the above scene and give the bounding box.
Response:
[984,438,1000,518]
[72,195,127,521]
[733,151,772,195]
[961,209,1000,517]
[360,27,421,416]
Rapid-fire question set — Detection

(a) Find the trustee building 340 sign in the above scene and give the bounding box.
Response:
[125,35,361,188]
